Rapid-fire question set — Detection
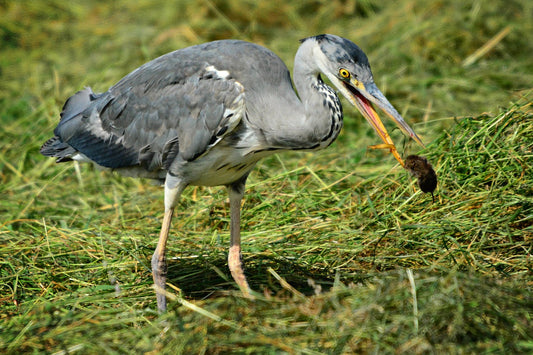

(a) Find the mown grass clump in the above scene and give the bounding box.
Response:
[2,100,531,354]
[1,0,532,353]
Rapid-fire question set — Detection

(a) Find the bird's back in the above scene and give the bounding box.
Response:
[115,40,294,98]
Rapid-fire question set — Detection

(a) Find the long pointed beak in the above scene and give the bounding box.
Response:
[342,80,424,166]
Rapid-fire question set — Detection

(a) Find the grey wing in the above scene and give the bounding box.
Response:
[43,61,245,172]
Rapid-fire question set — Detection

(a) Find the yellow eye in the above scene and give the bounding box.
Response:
[339,68,350,79]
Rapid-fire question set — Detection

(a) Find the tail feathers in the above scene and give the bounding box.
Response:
[40,136,77,162]
[42,87,96,163]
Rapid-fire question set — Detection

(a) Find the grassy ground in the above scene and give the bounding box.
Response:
[1,0,532,353]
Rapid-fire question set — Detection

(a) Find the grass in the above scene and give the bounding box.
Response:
[1,0,532,353]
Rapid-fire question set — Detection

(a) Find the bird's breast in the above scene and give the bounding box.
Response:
[171,141,269,187]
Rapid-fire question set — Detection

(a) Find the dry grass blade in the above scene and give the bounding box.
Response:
[463,26,512,67]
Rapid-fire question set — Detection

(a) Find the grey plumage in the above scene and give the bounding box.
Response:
[41,34,423,312]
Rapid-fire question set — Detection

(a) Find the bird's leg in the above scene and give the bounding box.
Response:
[152,208,172,313]
[227,175,253,298]
[152,178,186,313]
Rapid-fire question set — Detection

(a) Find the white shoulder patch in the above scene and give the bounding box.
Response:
[205,65,231,80]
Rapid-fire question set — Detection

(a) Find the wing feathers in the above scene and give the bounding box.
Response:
[43,62,245,173]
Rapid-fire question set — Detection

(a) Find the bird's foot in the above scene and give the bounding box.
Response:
[228,245,254,299]
[368,143,405,167]
[152,252,168,313]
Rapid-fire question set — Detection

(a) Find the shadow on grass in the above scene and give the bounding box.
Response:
[165,254,370,300]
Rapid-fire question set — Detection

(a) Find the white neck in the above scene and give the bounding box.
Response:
[291,39,343,149]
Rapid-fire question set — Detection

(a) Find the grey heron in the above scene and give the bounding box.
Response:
[41,34,423,312]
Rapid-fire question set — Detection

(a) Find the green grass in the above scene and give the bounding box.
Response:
[1,0,532,353]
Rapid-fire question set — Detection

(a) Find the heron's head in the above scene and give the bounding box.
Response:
[301,34,424,165]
